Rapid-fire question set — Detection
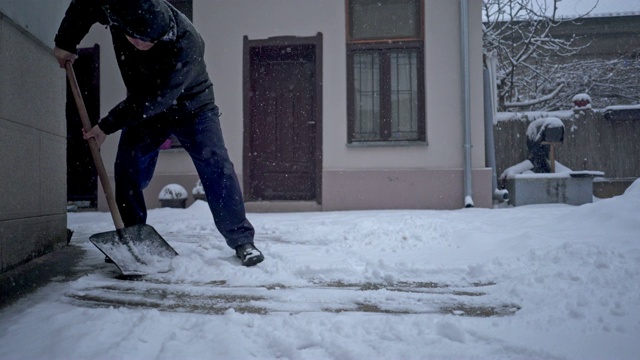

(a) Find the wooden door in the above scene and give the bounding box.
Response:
[248,45,318,201]
[66,45,100,208]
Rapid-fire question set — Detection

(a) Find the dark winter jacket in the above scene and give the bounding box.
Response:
[55,0,216,134]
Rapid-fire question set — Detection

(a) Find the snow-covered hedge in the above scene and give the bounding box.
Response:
[158,184,188,200]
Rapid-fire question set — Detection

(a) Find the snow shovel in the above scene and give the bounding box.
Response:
[65,62,178,276]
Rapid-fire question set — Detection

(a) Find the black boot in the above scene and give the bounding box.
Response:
[235,244,264,266]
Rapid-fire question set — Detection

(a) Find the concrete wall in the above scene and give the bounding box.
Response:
[84,0,492,211]
[0,11,68,271]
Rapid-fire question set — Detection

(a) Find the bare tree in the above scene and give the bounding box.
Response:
[548,52,640,109]
[482,0,598,111]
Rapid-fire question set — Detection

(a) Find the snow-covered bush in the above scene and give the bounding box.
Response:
[158,184,188,200]
[192,180,204,196]
[191,180,207,201]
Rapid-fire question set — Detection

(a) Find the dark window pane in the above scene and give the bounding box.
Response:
[390,50,419,139]
[350,0,420,41]
[354,53,381,140]
[348,47,424,143]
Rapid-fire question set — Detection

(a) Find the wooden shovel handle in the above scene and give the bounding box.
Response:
[65,62,125,230]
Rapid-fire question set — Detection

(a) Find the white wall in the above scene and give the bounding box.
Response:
[425,0,486,169]
[199,0,486,172]
[0,0,69,47]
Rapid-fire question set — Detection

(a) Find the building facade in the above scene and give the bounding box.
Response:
[76,0,491,212]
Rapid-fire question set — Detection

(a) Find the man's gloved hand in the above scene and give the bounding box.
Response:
[53,46,78,68]
[83,125,107,147]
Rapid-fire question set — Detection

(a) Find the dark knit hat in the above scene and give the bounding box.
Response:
[102,0,175,42]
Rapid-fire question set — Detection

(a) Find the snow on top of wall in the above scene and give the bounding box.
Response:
[603,104,640,111]
[497,104,640,123]
[496,110,575,122]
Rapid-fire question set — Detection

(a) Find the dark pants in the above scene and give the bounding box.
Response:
[114,107,254,249]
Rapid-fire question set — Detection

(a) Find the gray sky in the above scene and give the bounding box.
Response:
[555,0,640,17]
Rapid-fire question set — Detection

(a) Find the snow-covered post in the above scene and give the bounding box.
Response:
[572,93,592,115]
[526,117,565,173]
[158,184,188,208]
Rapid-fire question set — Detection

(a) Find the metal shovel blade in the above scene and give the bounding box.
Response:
[89,224,178,276]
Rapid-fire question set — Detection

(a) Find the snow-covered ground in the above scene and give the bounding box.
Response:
[1,180,639,359]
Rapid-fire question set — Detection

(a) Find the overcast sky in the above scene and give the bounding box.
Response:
[555,0,640,17]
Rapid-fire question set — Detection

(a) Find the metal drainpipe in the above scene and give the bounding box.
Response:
[484,52,509,203]
[461,0,474,208]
